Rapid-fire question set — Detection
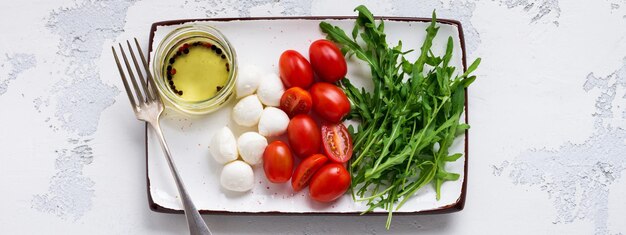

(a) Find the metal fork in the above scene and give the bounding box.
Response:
[112,38,211,235]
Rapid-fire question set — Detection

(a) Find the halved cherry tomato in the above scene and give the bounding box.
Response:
[291,154,328,192]
[309,39,347,83]
[279,50,314,89]
[263,141,294,183]
[309,163,351,202]
[321,123,353,163]
[287,114,321,157]
[310,82,351,123]
[280,87,313,117]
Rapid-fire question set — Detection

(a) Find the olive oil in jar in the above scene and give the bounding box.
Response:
[163,40,230,102]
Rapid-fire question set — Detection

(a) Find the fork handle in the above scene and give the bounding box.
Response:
[150,122,212,235]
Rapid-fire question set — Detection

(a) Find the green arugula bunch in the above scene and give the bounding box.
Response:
[320,5,480,228]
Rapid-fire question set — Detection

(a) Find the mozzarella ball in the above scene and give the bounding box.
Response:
[237,132,268,165]
[209,126,238,164]
[256,73,284,107]
[220,160,254,192]
[258,107,289,137]
[236,65,262,98]
[232,95,263,127]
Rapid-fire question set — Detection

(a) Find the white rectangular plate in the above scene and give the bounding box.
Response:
[147,17,468,214]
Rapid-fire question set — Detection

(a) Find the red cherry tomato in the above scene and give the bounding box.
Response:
[321,123,353,163]
[309,39,347,83]
[291,154,328,192]
[287,114,321,157]
[309,163,351,202]
[263,141,294,183]
[279,50,314,89]
[310,82,351,123]
[280,87,313,117]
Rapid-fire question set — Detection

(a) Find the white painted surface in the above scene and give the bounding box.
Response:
[1,0,625,234]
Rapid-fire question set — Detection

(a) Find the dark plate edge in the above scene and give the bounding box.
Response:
[145,16,469,215]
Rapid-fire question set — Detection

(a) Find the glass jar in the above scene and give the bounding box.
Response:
[152,24,237,115]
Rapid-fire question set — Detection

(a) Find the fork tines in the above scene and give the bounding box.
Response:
[112,38,158,109]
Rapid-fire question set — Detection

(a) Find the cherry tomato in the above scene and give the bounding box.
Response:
[287,114,321,157]
[309,163,351,202]
[280,87,313,117]
[291,154,328,192]
[263,141,294,183]
[321,123,353,163]
[310,82,351,123]
[279,50,314,89]
[309,39,347,83]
